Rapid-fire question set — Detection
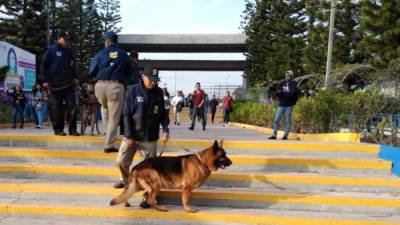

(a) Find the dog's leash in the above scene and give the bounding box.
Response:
[158,139,192,157]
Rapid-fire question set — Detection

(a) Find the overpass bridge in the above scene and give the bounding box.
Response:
[118,34,246,71]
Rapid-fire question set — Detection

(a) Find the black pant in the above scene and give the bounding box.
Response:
[49,86,77,134]
[211,109,217,123]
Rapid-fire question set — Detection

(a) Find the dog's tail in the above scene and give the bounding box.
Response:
[110,174,139,206]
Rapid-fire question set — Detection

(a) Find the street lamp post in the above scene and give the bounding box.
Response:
[324,0,337,88]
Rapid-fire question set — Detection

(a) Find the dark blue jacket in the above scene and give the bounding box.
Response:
[89,44,133,83]
[124,82,169,142]
[40,43,75,89]
[277,80,298,107]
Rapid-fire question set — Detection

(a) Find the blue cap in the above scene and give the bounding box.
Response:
[103,31,118,43]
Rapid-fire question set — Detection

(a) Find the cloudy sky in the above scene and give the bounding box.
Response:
[119,0,246,95]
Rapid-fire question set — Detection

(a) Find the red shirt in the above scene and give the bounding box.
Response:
[223,95,233,109]
[192,90,205,108]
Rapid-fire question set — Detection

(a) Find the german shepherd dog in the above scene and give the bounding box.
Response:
[110,140,232,212]
[80,85,100,136]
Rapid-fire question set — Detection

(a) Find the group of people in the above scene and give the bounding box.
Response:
[6,83,48,129]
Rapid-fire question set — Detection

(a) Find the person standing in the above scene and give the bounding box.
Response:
[171,90,184,125]
[114,65,169,208]
[203,93,210,124]
[32,83,46,128]
[40,31,79,136]
[188,82,206,131]
[163,88,171,121]
[222,91,234,126]
[209,94,218,124]
[7,85,25,129]
[89,31,133,153]
[268,70,298,140]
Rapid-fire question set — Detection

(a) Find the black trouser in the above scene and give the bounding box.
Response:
[211,108,217,123]
[49,86,77,134]
[190,107,206,128]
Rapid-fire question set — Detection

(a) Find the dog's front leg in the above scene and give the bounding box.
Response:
[182,188,196,213]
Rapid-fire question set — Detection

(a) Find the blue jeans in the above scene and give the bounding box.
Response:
[36,106,45,126]
[223,108,231,124]
[12,105,24,127]
[273,106,293,138]
[190,107,206,128]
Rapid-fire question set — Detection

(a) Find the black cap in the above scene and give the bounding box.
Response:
[57,31,71,40]
[103,31,118,43]
[143,65,160,82]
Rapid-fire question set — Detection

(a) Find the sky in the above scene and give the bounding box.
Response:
[119,0,246,95]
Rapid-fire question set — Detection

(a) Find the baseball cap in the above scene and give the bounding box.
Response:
[143,65,160,82]
[57,31,71,40]
[103,31,118,43]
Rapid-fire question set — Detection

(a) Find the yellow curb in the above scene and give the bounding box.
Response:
[0,182,399,208]
[0,134,379,152]
[230,122,362,143]
[0,204,397,225]
[0,149,390,170]
[0,164,399,189]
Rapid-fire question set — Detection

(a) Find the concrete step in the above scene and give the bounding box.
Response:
[0,164,399,193]
[0,149,392,175]
[0,134,380,155]
[0,144,380,159]
[0,186,399,225]
[1,181,400,215]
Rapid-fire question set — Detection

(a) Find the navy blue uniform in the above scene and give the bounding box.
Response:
[89,44,133,83]
[40,43,75,90]
[123,83,169,142]
[40,43,78,135]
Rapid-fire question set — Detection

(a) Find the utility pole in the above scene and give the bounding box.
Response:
[324,0,337,88]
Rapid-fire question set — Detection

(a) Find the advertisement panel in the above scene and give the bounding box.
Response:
[0,41,36,92]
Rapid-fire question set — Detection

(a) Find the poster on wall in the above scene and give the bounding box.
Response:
[0,41,36,92]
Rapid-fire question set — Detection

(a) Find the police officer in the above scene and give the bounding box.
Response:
[119,50,140,136]
[40,31,79,136]
[114,65,170,208]
[89,31,133,153]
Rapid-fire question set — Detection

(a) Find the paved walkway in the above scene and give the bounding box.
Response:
[0,122,268,141]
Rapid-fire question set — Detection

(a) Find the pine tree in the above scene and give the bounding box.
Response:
[303,0,360,74]
[98,0,122,33]
[358,0,400,68]
[242,0,306,86]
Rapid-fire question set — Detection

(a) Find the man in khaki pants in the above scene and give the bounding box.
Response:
[89,31,133,153]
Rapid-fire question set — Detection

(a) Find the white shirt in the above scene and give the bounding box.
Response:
[171,95,184,107]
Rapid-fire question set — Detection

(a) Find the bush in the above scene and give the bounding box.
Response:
[232,88,400,135]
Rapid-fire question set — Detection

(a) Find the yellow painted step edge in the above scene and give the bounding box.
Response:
[0,134,379,153]
[0,164,398,188]
[0,204,397,225]
[0,150,389,169]
[0,183,399,208]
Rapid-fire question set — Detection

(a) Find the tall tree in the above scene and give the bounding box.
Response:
[98,0,122,33]
[242,0,306,86]
[358,0,400,68]
[303,0,360,74]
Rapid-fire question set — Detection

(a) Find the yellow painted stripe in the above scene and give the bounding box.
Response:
[0,182,399,208]
[211,173,400,188]
[0,204,397,225]
[0,164,397,187]
[229,156,391,170]
[0,149,389,169]
[0,134,379,153]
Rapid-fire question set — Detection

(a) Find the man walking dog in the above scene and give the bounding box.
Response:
[114,65,170,208]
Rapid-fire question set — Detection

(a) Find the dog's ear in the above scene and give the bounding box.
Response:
[219,139,224,148]
[213,140,219,153]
